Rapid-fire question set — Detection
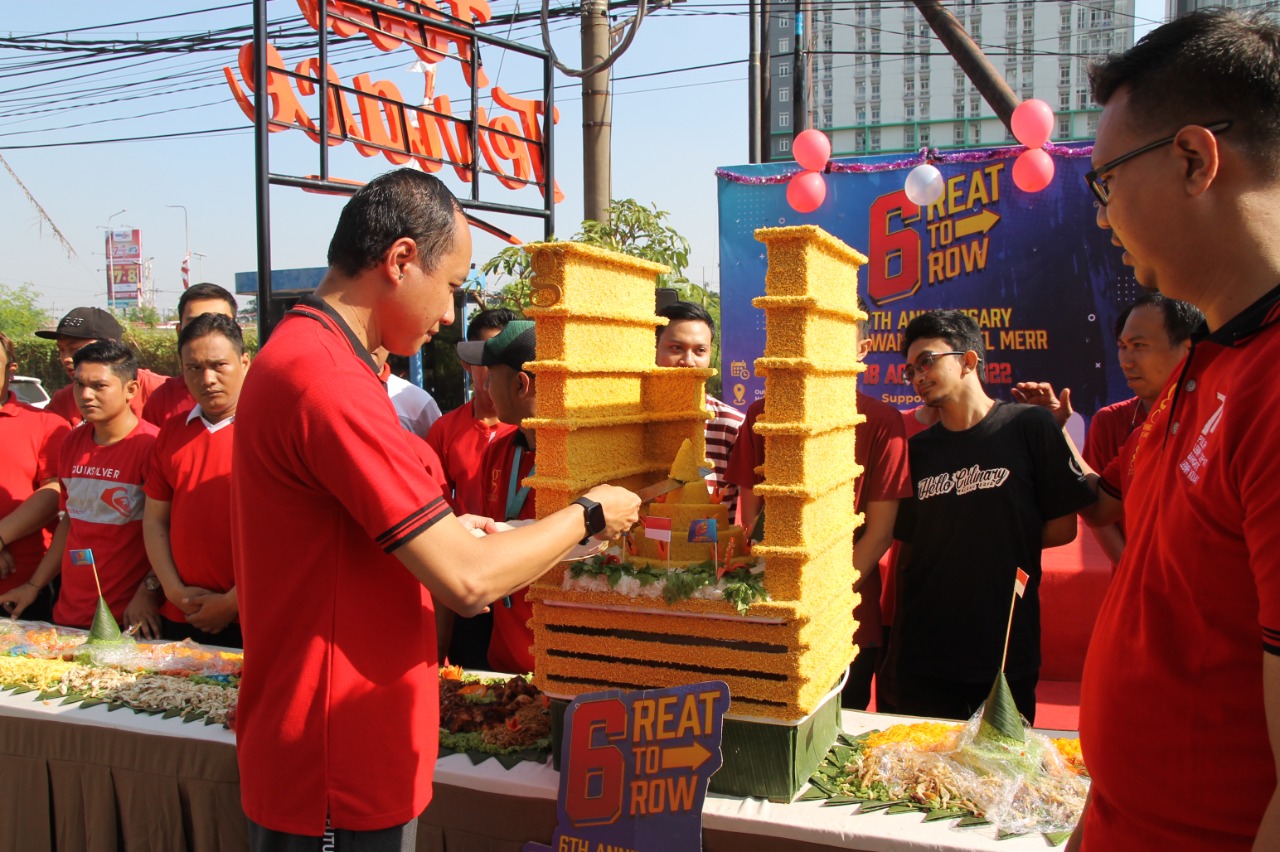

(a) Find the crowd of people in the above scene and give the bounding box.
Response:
[0,8,1277,849]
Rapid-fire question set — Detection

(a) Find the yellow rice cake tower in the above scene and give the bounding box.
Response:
[527,226,868,722]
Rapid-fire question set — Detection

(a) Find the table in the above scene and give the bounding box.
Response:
[0,689,1076,851]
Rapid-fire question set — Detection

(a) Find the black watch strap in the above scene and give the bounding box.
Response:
[572,497,605,545]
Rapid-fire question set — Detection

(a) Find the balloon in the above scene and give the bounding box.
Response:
[1012,149,1055,193]
[903,164,945,206]
[786,171,826,213]
[1011,99,1055,149]
[792,129,832,172]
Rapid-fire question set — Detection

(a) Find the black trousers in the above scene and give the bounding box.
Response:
[893,669,1038,726]
[248,816,418,852]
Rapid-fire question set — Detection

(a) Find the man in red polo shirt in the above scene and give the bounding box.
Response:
[0,341,158,629]
[143,313,249,647]
[725,299,911,710]
[231,170,639,850]
[457,320,540,674]
[0,331,70,622]
[141,283,238,428]
[1066,11,1280,850]
[427,307,517,668]
[37,307,167,426]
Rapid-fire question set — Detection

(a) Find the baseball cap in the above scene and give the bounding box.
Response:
[35,307,123,342]
[456,320,536,372]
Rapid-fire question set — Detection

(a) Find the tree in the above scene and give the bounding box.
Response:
[0,283,51,338]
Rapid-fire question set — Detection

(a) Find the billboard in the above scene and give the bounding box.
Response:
[105,228,142,302]
[717,145,1145,426]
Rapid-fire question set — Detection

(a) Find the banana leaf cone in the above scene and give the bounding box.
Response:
[976,671,1026,745]
[87,596,129,645]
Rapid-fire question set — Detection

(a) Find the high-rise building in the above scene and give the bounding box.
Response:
[1168,0,1279,17]
[764,1,1136,160]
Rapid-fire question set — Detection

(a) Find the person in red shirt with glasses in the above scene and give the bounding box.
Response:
[1063,10,1280,851]
[231,169,640,851]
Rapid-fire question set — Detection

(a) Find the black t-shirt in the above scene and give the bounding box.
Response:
[892,401,1096,682]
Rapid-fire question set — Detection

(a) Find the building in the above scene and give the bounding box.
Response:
[765,1,1136,160]
[1168,0,1279,17]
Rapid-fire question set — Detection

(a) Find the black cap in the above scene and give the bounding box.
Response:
[456,320,536,372]
[35,307,122,342]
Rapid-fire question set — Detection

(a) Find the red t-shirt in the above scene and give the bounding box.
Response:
[54,419,158,627]
[231,296,451,835]
[723,393,910,645]
[881,407,934,627]
[1080,290,1280,850]
[480,428,537,674]
[144,408,236,623]
[0,391,70,592]
[47,368,169,427]
[425,401,515,515]
[1082,395,1145,472]
[141,373,195,428]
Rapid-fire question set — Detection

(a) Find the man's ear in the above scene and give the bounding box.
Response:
[123,377,140,400]
[1174,124,1221,198]
[384,237,418,282]
[516,371,534,399]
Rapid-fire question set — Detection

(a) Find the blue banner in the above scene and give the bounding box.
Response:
[718,145,1141,426]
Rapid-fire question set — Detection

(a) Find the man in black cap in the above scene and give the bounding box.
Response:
[37,307,167,426]
[456,320,543,674]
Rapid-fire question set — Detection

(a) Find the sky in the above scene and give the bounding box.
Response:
[0,0,1166,318]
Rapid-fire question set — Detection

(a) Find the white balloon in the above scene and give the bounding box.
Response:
[903,164,944,206]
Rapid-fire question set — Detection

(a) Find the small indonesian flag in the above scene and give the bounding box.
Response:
[70,549,95,566]
[181,254,190,290]
[688,518,718,543]
[1014,568,1029,598]
[643,516,672,543]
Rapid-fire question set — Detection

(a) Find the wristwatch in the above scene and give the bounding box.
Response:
[572,497,606,545]
[142,575,162,593]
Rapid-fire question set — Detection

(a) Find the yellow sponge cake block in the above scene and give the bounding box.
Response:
[525,241,668,319]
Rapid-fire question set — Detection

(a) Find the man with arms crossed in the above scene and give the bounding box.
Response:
[232,169,639,850]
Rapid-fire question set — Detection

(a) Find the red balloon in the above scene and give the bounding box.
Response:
[1012,149,1055,193]
[786,170,827,213]
[792,129,832,172]
[1011,99,1055,149]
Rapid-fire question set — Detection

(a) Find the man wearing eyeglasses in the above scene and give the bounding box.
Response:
[1070,11,1280,852]
[883,310,1094,726]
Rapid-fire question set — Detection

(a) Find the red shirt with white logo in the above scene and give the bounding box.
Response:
[54,419,158,627]
[231,295,452,835]
[480,428,536,674]
[47,368,169,427]
[141,373,195,428]
[425,401,515,514]
[144,406,236,623]
[0,391,70,592]
[1080,286,1280,850]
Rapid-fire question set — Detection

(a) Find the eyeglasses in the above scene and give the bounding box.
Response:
[1084,120,1232,207]
[902,351,965,384]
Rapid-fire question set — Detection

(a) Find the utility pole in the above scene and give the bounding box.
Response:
[582,0,612,225]
[748,0,760,163]
[791,0,805,133]
[759,0,771,161]
[911,0,1018,128]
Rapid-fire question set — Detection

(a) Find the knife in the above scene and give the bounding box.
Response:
[634,466,713,503]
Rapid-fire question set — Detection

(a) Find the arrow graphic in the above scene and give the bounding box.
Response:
[661,741,711,772]
[954,209,1001,239]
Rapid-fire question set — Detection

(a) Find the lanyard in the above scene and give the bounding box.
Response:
[505,445,535,522]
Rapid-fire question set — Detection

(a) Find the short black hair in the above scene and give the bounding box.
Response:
[178,283,237,323]
[0,330,14,371]
[1089,10,1280,178]
[1120,292,1204,346]
[179,312,245,357]
[327,169,464,276]
[901,309,985,377]
[656,301,716,343]
[856,294,871,342]
[73,339,138,383]
[467,307,519,341]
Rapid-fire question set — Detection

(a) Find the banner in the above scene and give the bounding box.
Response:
[105,228,142,302]
[718,145,1144,428]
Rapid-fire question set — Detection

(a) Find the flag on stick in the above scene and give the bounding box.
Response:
[999,567,1028,674]
[181,254,191,290]
[1013,567,1029,598]
[642,516,672,542]
[687,519,718,543]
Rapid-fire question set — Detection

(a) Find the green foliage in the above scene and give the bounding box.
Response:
[567,555,768,615]
[0,283,52,340]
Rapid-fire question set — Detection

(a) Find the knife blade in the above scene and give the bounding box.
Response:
[634,466,713,503]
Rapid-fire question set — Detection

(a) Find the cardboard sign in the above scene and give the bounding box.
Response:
[525,681,730,852]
